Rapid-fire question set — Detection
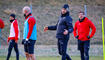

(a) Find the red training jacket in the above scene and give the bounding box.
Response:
[73,17,96,41]
[0,18,4,29]
[8,19,20,41]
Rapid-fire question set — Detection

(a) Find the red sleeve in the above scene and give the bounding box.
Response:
[89,20,96,38]
[73,22,77,37]
[13,20,19,40]
[0,19,4,29]
[27,17,36,39]
[8,37,10,41]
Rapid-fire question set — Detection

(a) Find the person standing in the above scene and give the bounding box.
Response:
[73,11,96,60]
[0,18,4,36]
[44,4,73,60]
[22,6,37,60]
[6,14,20,60]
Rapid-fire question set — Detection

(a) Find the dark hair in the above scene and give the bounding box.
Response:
[79,11,85,15]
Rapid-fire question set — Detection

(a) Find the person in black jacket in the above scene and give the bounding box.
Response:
[44,4,73,60]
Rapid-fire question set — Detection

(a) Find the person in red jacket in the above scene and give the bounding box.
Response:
[73,11,96,60]
[0,18,4,36]
[6,14,20,60]
[0,18,4,29]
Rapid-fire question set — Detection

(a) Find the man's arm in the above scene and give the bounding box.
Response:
[89,20,96,38]
[44,24,57,32]
[13,20,19,43]
[27,17,36,39]
[65,17,73,33]
[73,22,77,37]
[48,20,59,30]
[44,21,58,32]
[48,25,57,30]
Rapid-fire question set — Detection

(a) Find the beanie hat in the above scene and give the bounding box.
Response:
[10,14,16,19]
[63,4,69,11]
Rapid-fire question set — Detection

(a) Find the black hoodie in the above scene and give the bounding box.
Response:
[48,11,73,39]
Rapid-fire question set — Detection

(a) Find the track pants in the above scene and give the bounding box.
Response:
[78,40,90,60]
[6,40,19,60]
[58,38,72,60]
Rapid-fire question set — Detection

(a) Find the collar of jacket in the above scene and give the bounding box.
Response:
[61,11,69,17]
[10,19,15,23]
[79,17,86,22]
[25,13,32,19]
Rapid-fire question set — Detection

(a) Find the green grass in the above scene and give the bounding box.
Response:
[0,56,103,60]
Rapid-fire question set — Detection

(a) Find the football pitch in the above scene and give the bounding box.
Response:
[0,56,103,60]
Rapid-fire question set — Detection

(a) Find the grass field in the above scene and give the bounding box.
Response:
[0,56,103,60]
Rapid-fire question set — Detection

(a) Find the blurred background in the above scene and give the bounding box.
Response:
[0,0,104,60]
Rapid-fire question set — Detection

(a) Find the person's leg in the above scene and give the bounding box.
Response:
[29,54,35,60]
[58,38,71,60]
[28,40,36,60]
[58,38,66,60]
[59,39,66,60]
[78,40,85,60]
[24,44,30,60]
[14,42,19,60]
[25,52,30,60]
[80,47,85,60]
[66,54,72,60]
[58,39,63,55]
[6,40,14,60]
[62,39,71,60]
[64,38,72,60]
[84,40,90,60]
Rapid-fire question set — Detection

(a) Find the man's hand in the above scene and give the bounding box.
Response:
[15,40,18,43]
[7,37,10,44]
[44,26,48,32]
[24,38,30,45]
[7,39,10,44]
[87,35,90,39]
[22,39,25,45]
[63,29,68,35]
[75,35,79,39]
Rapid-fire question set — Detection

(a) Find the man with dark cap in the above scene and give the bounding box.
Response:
[44,4,73,60]
[6,14,20,60]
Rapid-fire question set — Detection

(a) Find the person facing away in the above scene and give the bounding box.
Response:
[6,14,20,60]
[73,11,96,60]
[44,4,73,60]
